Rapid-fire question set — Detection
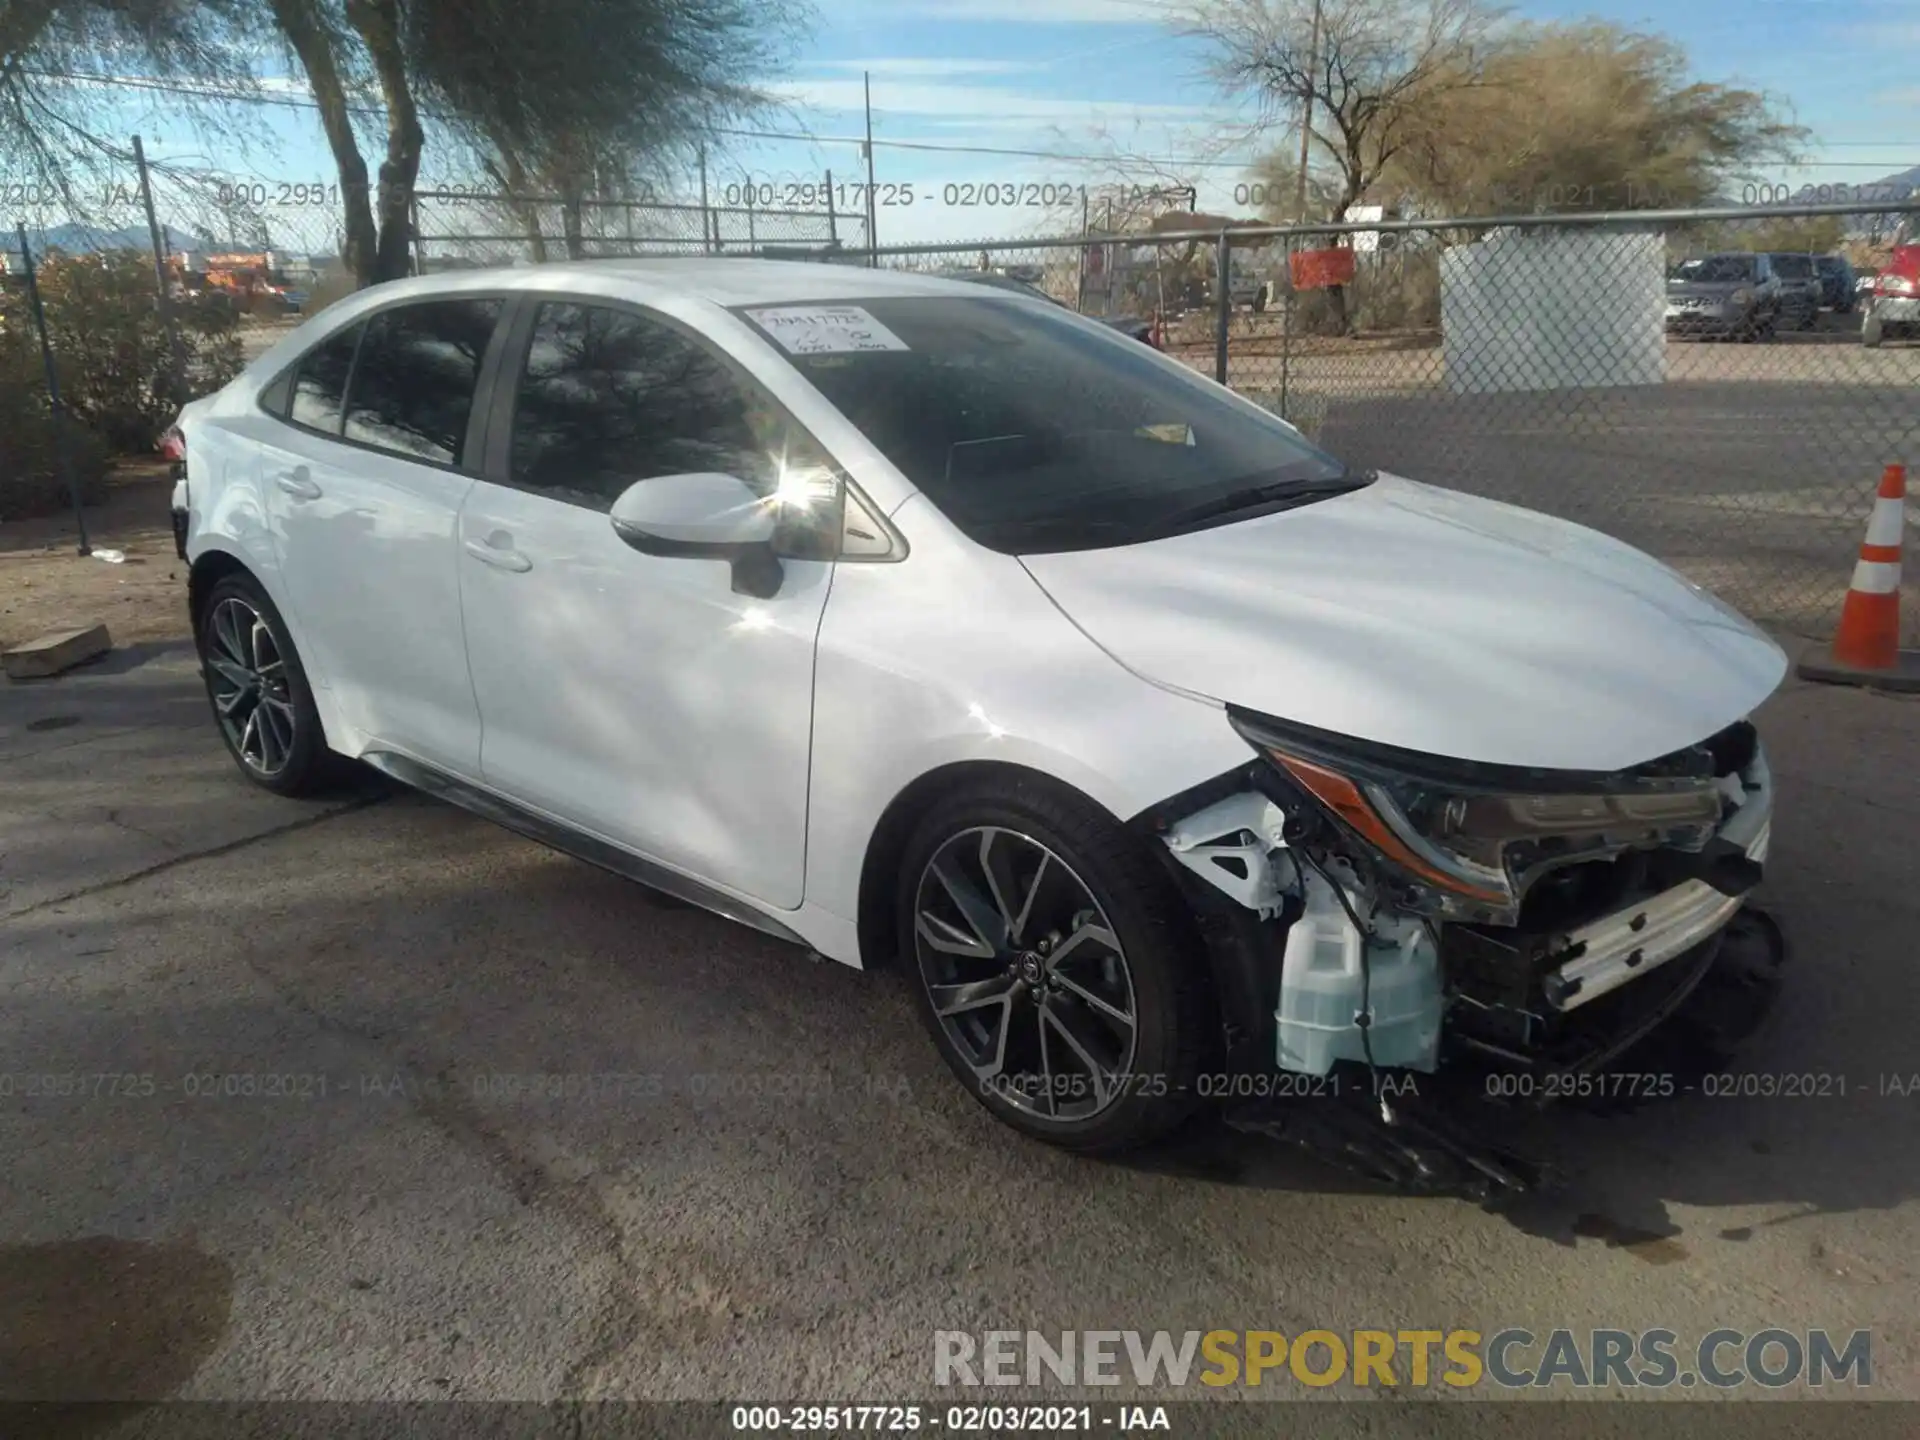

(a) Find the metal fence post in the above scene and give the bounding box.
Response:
[1213,228,1231,384]
[15,224,91,555]
[1076,192,1090,314]
[825,169,837,249]
[409,195,424,274]
[698,144,714,255]
[1278,236,1294,420]
[131,136,188,411]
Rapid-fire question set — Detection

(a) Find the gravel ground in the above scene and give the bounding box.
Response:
[2,607,1917,1426]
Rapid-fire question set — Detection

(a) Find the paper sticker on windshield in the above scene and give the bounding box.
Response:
[745,305,909,355]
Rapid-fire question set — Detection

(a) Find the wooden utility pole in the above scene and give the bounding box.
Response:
[1293,0,1323,221]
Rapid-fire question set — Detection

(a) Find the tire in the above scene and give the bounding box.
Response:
[898,775,1213,1153]
[196,572,335,796]
[1862,315,1883,349]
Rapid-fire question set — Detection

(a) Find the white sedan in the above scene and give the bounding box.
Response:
[170,260,1785,1171]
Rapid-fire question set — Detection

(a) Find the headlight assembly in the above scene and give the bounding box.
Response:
[1227,709,1728,923]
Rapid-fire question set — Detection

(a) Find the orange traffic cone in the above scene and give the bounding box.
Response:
[1798,463,1920,692]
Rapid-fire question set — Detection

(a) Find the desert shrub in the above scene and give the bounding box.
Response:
[0,348,112,523]
[0,249,244,452]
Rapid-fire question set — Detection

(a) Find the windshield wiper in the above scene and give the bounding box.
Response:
[1134,470,1374,540]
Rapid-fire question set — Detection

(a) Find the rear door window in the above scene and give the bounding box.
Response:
[342,298,504,466]
[287,322,362,434]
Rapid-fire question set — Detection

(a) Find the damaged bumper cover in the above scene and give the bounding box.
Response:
[1148,712,1777,1079]
[1147,715,1782,1197]
[1541,747,1771,1012]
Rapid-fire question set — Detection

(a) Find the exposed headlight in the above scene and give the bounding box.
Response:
[1729,287,1753,306]
[1227,710,1727,922]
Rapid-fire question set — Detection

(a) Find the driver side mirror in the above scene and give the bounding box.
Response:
[609,472,783,599]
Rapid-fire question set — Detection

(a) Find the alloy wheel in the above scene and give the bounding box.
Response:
[204,596,297,778]
[913,826,1139,1122]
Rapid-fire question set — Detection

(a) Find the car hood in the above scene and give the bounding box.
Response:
[1019,474,1788,773]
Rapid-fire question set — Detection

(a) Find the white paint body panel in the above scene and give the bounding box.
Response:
[1020,474,1788,772]
[456,479,831,909]
[255,427,482,772]
[178,260,1788,970]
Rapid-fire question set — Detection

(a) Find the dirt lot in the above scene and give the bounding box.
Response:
[1,464,188,653]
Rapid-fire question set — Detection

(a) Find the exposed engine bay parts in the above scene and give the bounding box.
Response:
[1150,712,1784,1194]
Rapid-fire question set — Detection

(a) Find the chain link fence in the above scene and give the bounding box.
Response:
[8,150,1915,641]
[865,200,1920,640]
[414,188,867,268]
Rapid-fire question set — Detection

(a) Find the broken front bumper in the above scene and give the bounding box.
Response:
[1540,749,1772,1013]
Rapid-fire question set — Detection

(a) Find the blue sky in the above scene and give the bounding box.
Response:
[34,0,1920,248]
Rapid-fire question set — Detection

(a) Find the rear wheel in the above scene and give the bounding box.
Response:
[899,776,1212,1153]
[1862,314,1884,348]
[196,573,334,796]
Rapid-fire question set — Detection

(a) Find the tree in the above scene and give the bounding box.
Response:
[0,1,254,204]
[1376,22,1805,216]
[4,0,802,287]
[1187,0,1502,221]
[1184,0,1505,330]
[267,0,798,284]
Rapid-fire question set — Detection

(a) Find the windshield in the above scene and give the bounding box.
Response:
[735,295,1355,553]
[1769,254,1814,278]
[1672,256,1752,283]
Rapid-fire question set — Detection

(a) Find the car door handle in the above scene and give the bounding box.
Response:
[274,467,321,501]
[463,536,533,573]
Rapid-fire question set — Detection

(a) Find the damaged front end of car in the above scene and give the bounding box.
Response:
[1137,708,1788,1199]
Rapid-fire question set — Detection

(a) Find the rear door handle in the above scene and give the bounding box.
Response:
[274,467,321,501]
[463,535,532,573]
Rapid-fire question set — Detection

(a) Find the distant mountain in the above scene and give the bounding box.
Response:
[4,221,207,266]
[1847,165,1920,238]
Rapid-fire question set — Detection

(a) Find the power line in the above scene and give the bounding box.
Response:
[21,66,1920,173]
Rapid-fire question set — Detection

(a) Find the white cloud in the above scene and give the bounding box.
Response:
[812,58,1041,76]
[772,77,1206,122]
[895,0,1172,22]
[1879,86,1920,107]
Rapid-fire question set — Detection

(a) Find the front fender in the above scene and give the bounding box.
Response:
[804,516,1251,928]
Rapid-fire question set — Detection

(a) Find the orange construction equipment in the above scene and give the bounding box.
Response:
[1796,463,1920,692]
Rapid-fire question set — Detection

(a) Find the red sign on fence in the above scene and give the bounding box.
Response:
[1290,246,1356,291]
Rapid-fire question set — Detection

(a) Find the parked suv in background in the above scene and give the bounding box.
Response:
[1814,254,1856,314]
[1863,217,1920,347]
[1765,253,1821,330]
[1665,252,1778,340]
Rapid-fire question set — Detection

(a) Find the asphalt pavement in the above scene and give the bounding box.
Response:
[3,630,1919,1429]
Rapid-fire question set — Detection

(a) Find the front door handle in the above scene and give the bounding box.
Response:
[274,467,321,501]
[463,534,533,573]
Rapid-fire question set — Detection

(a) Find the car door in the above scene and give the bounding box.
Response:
[456,297,839,909]
[256,296,508,774]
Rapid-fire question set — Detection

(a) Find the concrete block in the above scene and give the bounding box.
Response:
[3,623,112,680]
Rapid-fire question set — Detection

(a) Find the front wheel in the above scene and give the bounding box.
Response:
[899,777,1213,1152]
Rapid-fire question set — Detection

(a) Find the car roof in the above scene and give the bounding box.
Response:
[346,258,998,308]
